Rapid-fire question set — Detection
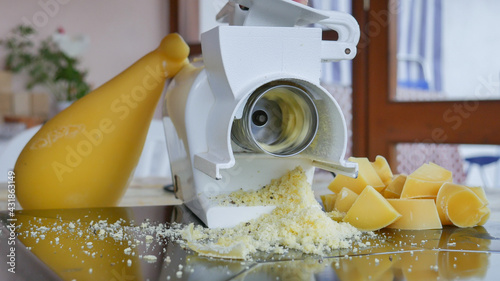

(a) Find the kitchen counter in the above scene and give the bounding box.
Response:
[1,181,500,280]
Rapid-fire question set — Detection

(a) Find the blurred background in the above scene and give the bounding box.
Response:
[0,0,499,194]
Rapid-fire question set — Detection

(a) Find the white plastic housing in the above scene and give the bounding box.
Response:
[163,0,360,228]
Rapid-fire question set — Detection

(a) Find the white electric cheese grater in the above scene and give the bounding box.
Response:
[163,0,360,228]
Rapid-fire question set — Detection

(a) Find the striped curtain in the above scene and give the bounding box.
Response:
[311,0,353,86]
[397,0,442,91]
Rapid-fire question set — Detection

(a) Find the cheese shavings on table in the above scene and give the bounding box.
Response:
[182,167,367,260]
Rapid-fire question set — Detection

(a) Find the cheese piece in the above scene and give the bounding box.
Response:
[400,163,452,199]
[436,183,490,226]
[386,199,442,230]
[334,187,358,213]
[383,174,407,199]
[320,193,337,212]
[435,183,468,225]
[446,189,487,228]
[371,155,394,187]
[343,185,401,231]
[328,157,385,194]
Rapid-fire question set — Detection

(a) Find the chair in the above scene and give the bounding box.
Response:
[464,156,500,188]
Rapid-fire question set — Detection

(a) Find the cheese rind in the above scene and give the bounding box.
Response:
[371,155,394,187]
[334,187,358,213]
[400,163,452,199]
[383,174,407,199]
[328,157,385,194]
[386,199,442,230]
[343,185,401,231]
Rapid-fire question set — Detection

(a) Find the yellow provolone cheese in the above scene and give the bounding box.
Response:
[386,199,442,230]
[334,187,358,213]
[371,155,394,187]
[328,157,385,194]
[383,174,407,199]
[400,163,452,199]
[343,185,401,231]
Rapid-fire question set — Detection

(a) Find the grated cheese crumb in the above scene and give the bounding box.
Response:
[143,255,157,263]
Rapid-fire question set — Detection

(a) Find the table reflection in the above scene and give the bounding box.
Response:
[1,204,499,281]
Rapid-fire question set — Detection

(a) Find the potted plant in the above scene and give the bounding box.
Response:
[0,25,91,108]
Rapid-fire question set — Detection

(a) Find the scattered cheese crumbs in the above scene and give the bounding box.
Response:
[143,255,157,263]
[124,247,132,255]
[127,259,132,267]
[68,222,75,229]
[186,167,367,259]
[176,271,183,278]
[145,235,154,243]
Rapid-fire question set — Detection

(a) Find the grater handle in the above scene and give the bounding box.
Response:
[318,10,360,62]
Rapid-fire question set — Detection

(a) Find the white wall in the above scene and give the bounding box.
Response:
[0,0,169,90]
[442,0,500,99]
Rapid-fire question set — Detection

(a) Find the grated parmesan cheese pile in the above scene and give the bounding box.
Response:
[182,167,368,259]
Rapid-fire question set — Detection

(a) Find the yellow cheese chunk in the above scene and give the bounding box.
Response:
[435,183,468,225]
[383,174,407,199]
[446,189,487,228]
[371,155,394,187]
[400,163,452,199]
[328,157,385,194]
[436,183,490,227]
[343,185,401,231]
[320,193,337,212]
[386,199,442,230]
[334,187,359,213]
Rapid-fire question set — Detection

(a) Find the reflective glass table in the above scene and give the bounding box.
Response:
[1,190,500,281]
